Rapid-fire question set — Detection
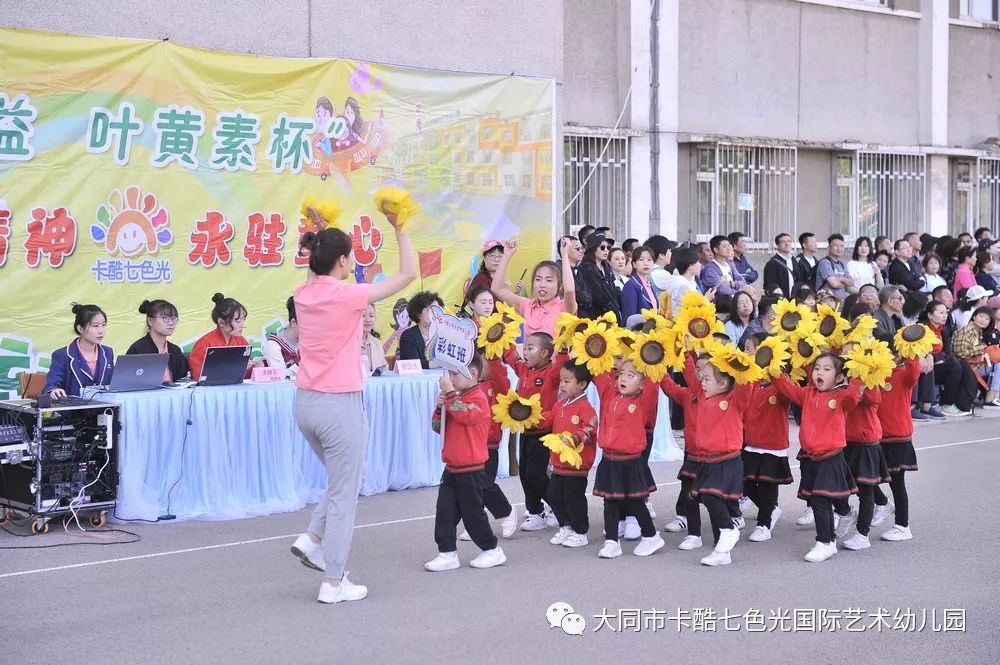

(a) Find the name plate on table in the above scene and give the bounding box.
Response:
[252,366,284,383]
[395,359,423,375]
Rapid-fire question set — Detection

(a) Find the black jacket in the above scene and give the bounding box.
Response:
[888,258,924,292]
[398,326,430,369]
[576,259,622,323]
[763,253,796,298]
[793,253,817,289]
[126,333,190,381]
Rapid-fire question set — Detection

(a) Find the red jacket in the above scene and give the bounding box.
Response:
[432,385,491,473]
[592,373,655,457]
[690,383,753,462]
[505,348,567,434]
[189,328,251,381]
[877,358,920,442]
[845,388,883,445]
[483,357,511,447]
[744,382,791,451]
[775,374,864,460]
[543,394,598,476]
[659,354,701,455]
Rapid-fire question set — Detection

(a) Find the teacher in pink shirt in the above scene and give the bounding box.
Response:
[289,206,416,605]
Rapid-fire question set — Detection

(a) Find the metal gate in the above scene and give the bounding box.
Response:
[977,157,1000,235]
[563,133,630,241]
[856,151,926,241]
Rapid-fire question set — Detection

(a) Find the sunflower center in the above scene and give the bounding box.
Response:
[585,334,608,357]
[508,402,532,421]
[729,358,750,371]
[574,322,589,335]
[688,318,710,338]
[642,319,657,334]
[755,347,773,367]
[797,340,814,357]
[901,325,924,343]
[486,323,506,343]
[781,312,801,331]
[640,341,665,365]
[819,317,836,336]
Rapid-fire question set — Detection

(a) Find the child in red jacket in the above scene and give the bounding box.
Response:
[775,353,865,563]
[425,354,506,572]
[873,357,922,543]
[841,382,890,551]
[591,361,665,559]
[543,362,598,549]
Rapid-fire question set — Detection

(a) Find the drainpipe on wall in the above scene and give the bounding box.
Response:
[649,0,661,233]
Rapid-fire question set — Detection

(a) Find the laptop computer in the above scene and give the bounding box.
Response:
[108,354,170,392]
[199,346,251,386]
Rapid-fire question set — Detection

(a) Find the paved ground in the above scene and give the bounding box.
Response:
[2,412,999,665]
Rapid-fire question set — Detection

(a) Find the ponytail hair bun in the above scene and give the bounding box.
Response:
[70,302,83,316]
[138,299,153,315]
[212,292,226,304]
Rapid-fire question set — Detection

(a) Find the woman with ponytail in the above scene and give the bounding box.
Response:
[43,303,115,398]
[188,292,260,381]
[126,299,189,382]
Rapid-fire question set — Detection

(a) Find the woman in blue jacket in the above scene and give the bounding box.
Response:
[43,303,115,398]
[620,245,658,322]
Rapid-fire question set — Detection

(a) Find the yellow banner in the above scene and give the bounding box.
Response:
[0,27,554,396]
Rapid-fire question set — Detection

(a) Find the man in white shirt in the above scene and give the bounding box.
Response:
[763,232,796,298]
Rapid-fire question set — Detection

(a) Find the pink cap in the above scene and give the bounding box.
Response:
[482,239,503,254]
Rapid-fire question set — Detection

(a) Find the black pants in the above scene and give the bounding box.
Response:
[856,484,874,536]
[547,474,589,534]
[911,371,936,408]
[675,477,694,518]
[811,495,852,544]
[687,494,733,544]
[519,433,550,516]
[934,355,977,411]
[744,481,779,528]
[435,470,497,553]
[483,447,512,520]
[669,370,685,431]
[604,499,654,541]
[873,471,909,526]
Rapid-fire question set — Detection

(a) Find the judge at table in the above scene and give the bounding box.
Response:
[262,296,300,379]
[398,291,443,370]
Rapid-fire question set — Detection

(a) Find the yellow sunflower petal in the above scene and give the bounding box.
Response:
[771,298,816,339]
[628,328,676,382]
[844,338,895,390]
[844,314,878,345]
[639,308,671,333]
[675,298,725,352]
[492,390,543,433]
[815,304,850,348]
[374,186,421,231]
[300,197,343,228]
[709,343,765,385]
[789,331,828,368]
[571,322,619,375]
[477,311,520,359]
[894,324,935,359]
[752,336,792,379]
[554,312,588,352]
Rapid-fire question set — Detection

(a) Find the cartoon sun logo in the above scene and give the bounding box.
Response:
[91,186,172,257]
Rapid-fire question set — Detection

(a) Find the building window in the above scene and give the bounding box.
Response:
[503,152,513,165]
[977,157,1000,232]
[953,160,974,236]
[563,133,630,240]
[504,174,515,188]
[521,174,533,189]
[833,154,856,238]
[856,151,926,241]
[960,0,998,21]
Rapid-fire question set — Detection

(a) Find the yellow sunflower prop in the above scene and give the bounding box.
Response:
[815,304,850,348]
[844,314,878,345]
[844,338,896,390]
[571,322,619,375]
[492,391,543,434]
[554,312,589,352]
[373,186,421,231]
[894,324,935,359]
[639,308,671,333]
[300,197,343,228]
[674,299,725,352]
[771,299,816,338]
[540,432,584,470]
[629,328,678,382]
[709,343,765,385]
[680,290,711,310]
[477,311,521,360]
[592,311,619,332]
[790,366,808,383]
[753,336,792,380]
[789,331,827,369]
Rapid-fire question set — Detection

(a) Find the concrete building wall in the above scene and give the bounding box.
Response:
[796,149,835,240]
[562,0,630,128]
[948,25,1000,147]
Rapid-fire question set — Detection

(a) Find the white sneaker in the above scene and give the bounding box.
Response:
[549,526,571,545]
[715,527,740,553]
[700,550,732,566]
[291,534,325,572]
[544,509,559,528]
[623,516,642,541]
[880,524,913,541]
[796,507,814,526]
[521,513,546,531]
[317,573,368,604]
[835,510,857,538]
[678,535,703,550]
[470,546,507,569]
[458,530,472,542]
[739,496,750,511]
[633,534,665,557]
[842,532,871,550]
[562,533,589,548]
[871,502,894,527]
[833,513,841,531]
[804,541,837,563]
[748,525,772,542]
[598,540,623,559]
[645,499,657,519]
[617,520,626,538]
[424,551,460,572]
[663,515,687,533]
[733,517,746,530]
[500,508,518,538]
[770,506,783,530]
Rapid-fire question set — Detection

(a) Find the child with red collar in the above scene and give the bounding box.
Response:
[542,362,598,549]
[840,370,890,551]
[775,353,865,563]
[425,353,506,572]
[873,357,923,543]
[504,333,568,531]
[591,361,665,559]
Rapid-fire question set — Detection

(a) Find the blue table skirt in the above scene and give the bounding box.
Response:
[89,370,682,523]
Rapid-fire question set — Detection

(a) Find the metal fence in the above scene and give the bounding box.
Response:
[977,157,1000,235]
[563,133,630,241]
[856,151,926,241]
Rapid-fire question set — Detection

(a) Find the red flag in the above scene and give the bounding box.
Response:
[419,249,442,279]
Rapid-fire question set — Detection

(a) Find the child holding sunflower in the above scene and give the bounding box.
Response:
[873,356,922,543]
[840,380,890,551]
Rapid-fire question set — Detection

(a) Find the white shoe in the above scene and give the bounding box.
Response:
[715,527,740,553]
[733,517,746,530]
[633,534,665,557]
[645,499,657,519]
[549,526,571,545]
[521,513,546,531]
[562,533,589,548]
[739,496,750,511]
[880,524,913,541]
[842,532,871,550]
[804,541,838,563]
[544,508,559,528]
[500,508,518,538]
[833,513,841,531]
[470,546,507,569]
[623,516,642,541]
[424,551,460,572]
[291,534,325,572]
[678,535,703,550]
[617,520,626,538]
[458,530,472,542]
[835,510,857,538]
[317,573,368,603]
[700,550,732,566]
[871,502,894,527]
[663,515,687,533]
[796,507,814,526]
[770,506,782,530]
[598,540,623,559]
[748,525,772,542]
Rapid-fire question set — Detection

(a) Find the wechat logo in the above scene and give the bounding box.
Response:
[547,601,586,636]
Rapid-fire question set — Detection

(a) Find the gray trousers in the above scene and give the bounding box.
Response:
[295,388,368,579]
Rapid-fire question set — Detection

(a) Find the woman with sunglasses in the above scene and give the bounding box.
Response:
[576,233,622,323]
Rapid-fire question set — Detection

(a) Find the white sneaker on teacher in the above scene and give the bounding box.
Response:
[871,502,894,527]
[804,541,837,563]
[678,535,703,550]
[633,534,665,557]
[549,526,571,545]
[700,550,732,566]
[470,546,507,569]
[623,516,642,541]
[796,507,814,526]
[501,508,518,538]
[562,533,589,548]
[317,573,368,604]
[424,551,460,572]
[521,513,546,531]
[598,540,623,559]
[880,524,913,541]
[841,532,871,550]
[291,534,325,572]
[663,515,687,533]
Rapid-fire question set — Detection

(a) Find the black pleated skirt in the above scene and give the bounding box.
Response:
[879,440,918,473]
[742,450,794,485]
[689,456,744,502]
[844,442,891,485]
[797,451,858,500]
[593,457,656,500]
